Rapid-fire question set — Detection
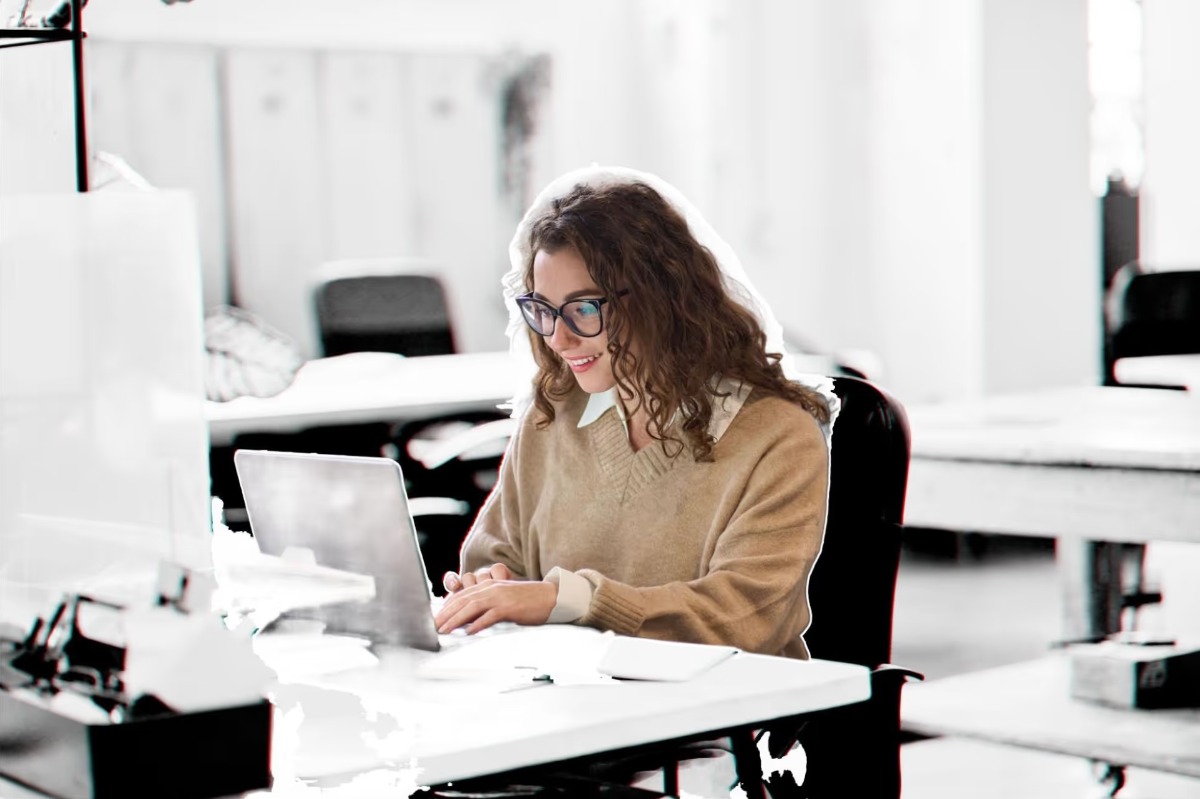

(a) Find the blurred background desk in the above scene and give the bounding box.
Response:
[902,656,1200,783]
[902,387,1200,791]
[904,386,1200,639]
[206,351,520,447]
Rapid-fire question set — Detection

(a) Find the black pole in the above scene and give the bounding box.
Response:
[71,0,88,191]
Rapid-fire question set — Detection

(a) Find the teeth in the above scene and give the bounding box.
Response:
[567,354,599,367]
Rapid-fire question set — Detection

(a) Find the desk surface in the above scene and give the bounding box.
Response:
[901,656,1200,778]
[904,386,1200,542]
[266,627,870,790]
[207,351,522,446]
[907,386,1200,472]
[206,350,845,448]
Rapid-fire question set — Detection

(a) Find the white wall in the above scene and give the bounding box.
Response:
[0,41,77,193]
[75,0,1100,401]
[1142,0,1200,268]
[714,0,1096,402]
[981,0,1098,392]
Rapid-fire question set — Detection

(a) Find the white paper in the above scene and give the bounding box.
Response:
[416,626,618,686]
[596,636,739,681]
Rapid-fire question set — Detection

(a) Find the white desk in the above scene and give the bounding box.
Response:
[206,351,522,447]
[206,350,844,448]
[900,388,1200,780]
[902,656,1200,779]
[904,386,1200,544]
[263,628,870,791]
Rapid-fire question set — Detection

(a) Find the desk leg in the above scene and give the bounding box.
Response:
[1058,539,1124,640]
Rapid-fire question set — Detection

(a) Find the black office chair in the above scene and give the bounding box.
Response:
[315,273,457,358]
[752,375,923,798]
[1105,262,1200,388]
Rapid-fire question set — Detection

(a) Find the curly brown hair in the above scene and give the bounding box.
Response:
[523,181,830,461]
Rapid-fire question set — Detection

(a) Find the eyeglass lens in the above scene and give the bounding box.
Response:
[520,299,604,336]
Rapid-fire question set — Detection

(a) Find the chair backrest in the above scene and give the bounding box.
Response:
[804,376,911,669]
[1107,262,1200,361]
[314,264,457,358]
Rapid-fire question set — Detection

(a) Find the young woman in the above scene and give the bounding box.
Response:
[434,166,837,659]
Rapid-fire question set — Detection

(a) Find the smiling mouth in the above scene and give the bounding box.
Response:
[566,354,601,367]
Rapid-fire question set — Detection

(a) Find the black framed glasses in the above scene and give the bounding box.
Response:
[515,291,627,337]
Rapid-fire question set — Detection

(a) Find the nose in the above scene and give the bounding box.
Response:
[547,316,579,352]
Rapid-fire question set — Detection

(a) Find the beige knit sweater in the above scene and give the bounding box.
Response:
[460,385,830,659]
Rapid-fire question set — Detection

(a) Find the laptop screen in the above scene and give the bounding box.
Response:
[233,449,440,651]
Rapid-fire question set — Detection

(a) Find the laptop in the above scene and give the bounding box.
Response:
[233,449,442,651]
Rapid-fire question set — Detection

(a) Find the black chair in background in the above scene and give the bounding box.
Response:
[314,259,457,358]
[1105,262,1200,388]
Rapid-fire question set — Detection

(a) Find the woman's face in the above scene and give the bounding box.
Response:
[531,247,617,394]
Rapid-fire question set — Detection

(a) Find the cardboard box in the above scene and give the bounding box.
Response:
[1069,642,1200,709]
[0,688,272,799]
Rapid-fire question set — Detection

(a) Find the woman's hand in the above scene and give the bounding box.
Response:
[434,580,557,635]
[442,563,515,594]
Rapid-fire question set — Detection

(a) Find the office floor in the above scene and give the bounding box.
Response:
[894,532,1200,799]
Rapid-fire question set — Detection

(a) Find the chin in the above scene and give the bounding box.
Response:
[575,375,616,394]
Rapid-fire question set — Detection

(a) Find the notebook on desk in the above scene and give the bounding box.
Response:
[233,449,443,651]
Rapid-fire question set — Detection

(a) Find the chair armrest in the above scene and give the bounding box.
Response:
[872,662,925,683]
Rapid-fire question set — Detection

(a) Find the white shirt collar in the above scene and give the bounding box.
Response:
[576,377,752,442]
[578,388,623,429]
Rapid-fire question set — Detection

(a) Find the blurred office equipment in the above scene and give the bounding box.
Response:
[1105,262,1200,389]
[0,192,211,627]
[203,305,304,403]
[313,258,458,358]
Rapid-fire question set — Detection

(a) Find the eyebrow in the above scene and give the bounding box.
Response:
[530,288,605,302]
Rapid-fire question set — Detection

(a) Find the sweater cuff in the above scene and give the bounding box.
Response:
[544,567,594,623]
[578,572,645,636]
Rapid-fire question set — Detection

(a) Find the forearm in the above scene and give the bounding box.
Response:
[576,557,816,655]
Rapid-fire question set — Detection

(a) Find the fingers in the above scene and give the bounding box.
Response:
[433,581,557,635]
[459,563,512,590]
[435,583,503,634]
[435,590,481,634]
[442,572,463,593]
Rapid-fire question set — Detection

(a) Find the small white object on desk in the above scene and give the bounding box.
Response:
[1114,354,1200,391]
